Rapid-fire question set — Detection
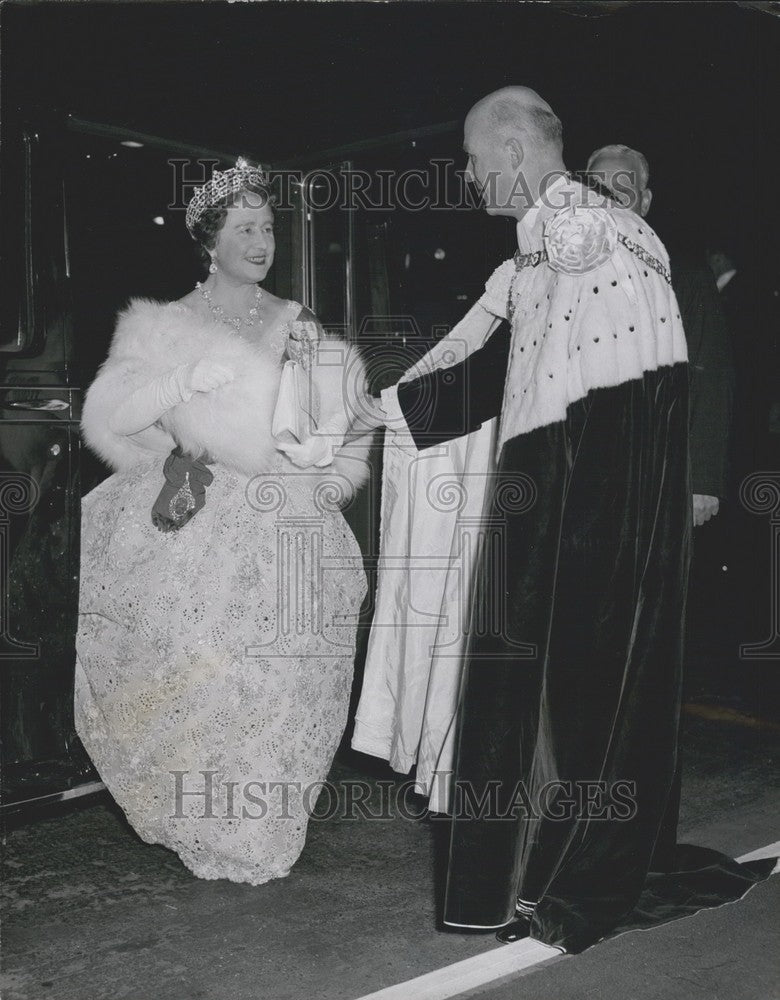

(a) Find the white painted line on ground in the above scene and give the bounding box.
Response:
[737,839,780,873]
[354,840,779,1000]
[0,781,106,812]
[57,781,106,801]
[353,937,560,1000]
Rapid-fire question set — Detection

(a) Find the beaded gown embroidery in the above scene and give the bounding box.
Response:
[74,303,367,885]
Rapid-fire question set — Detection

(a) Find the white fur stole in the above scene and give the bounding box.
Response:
[81,298,372,493]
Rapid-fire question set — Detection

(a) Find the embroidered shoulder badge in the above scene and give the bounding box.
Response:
[543,205,617,276]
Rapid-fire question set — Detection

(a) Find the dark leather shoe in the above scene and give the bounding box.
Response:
[495,916,531,943]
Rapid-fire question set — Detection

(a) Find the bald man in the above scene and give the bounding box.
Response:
[587,144,735,527]
[432,89,691,952]
[340,88,773,952]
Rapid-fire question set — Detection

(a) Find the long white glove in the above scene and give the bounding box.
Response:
[108,359,235,436]
[277,410,351,468]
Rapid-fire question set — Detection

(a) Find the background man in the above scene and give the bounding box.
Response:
[586,144,735,527]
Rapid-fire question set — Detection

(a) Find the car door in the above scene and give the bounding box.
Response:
[0,117,279,812]
[0,120,93,808]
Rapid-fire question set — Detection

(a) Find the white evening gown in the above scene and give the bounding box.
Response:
[75,306,367,885]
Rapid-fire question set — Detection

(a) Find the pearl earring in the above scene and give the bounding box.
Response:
[209,254,218,275]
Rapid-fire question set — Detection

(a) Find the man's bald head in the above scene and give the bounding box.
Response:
[587,144,652,218]
[466,87,564,156]
[463,87,566,219]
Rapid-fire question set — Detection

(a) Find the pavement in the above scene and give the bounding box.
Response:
[2,684,778,1000]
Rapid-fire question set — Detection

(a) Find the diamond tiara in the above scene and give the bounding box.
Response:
[185,157,271,237]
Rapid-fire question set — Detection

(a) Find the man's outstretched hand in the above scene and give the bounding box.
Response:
[343,395,387,443]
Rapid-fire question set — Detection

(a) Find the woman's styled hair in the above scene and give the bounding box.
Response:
[191,180,276,264]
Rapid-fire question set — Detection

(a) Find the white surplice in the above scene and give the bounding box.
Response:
[351,266,514,812]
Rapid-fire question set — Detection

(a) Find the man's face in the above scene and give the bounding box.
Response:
[589,153,651,218]
[463,113,524,217]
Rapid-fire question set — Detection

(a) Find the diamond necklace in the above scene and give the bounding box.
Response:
[196,282,263,333]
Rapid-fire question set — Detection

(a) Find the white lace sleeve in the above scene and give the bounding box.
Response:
[477,259,516,320]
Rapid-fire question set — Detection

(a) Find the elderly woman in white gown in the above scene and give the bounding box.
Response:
[75,160,371,884]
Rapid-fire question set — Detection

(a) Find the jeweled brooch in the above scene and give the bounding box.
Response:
[168,472,196,521]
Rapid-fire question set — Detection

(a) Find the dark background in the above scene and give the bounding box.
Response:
[2,0,779,267]
[1,1,778,787]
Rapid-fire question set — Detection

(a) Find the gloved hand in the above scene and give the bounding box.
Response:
[276,411,350,468]
[692,493,720,526]
[184,359,235,395]
[108,360,235,436]
[277,434,335,468]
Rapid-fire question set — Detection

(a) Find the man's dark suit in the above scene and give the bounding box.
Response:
[671,255,735,499]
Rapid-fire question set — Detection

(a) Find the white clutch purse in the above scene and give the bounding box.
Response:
[272,360,317,442]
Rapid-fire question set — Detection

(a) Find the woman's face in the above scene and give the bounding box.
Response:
[213,198,275,285]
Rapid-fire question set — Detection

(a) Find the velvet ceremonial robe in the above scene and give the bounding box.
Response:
[394,179,775,953]
[398,337,774,954]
